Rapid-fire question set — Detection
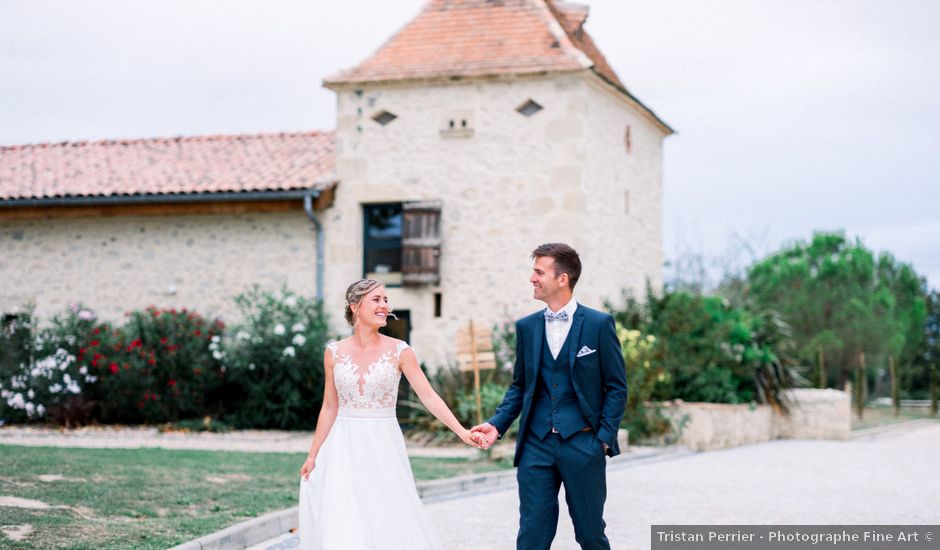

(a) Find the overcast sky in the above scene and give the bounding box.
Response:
[2,0,938,288]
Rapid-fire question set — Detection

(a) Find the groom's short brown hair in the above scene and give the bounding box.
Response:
[532,243,581,291]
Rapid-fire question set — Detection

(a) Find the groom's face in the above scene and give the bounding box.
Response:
[531,256,564,302]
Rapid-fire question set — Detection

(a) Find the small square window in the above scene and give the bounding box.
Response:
[372,110,398,126]
[516,99,543,117]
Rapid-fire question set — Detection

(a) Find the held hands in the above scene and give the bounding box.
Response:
[299,455,316,481]
[469,423,499,450]
[459,429,488,449]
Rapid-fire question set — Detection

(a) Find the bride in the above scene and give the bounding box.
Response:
[298,279,482,549]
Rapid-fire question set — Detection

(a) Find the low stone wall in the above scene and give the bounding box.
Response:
[774,388,852,441]
[659,389,851,451]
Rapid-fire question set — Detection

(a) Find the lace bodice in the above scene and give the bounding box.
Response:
[328,340,409,418]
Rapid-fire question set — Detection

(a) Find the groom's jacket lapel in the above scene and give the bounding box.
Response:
[527,314,544,385]
[566,307,585,372]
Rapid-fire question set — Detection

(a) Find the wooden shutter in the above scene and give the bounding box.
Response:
[402,200,442,286]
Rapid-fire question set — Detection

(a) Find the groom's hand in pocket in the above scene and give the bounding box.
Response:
[470,423,498,449]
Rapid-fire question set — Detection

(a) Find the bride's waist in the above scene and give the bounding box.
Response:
[336,406,397,419]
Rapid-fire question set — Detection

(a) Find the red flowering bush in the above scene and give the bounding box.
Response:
[86,307,225,423]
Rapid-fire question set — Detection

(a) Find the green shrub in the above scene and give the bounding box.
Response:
[608,287,804,413]
[616,327,670,441]
[401,322,517,440]
[0,306,37,423]
[0,305,101,425]
[222,286,331,430]
[0,305,35,380]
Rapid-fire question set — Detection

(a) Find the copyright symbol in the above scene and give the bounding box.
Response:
[926,532,934,542]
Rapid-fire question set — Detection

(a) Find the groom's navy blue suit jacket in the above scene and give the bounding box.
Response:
[489,304,628,467]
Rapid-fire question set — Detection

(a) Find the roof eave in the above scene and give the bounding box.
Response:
[322,67,586,90]
[0,184,337,209]
[589,70,675,136]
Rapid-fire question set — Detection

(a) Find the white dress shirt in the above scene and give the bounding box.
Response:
[545,298,578,359]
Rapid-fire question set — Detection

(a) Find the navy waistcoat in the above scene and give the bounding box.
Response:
[529,331,589,439]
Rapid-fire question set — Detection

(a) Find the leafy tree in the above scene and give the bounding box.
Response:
[913,290,939,414]
[609,286,802,414]
[877,255,928,398]
[746,233,889,387]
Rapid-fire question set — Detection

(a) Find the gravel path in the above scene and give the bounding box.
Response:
[255,421,940,550]
[10,422,937,549]
[427,421,940,549]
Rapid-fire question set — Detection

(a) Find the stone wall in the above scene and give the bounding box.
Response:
[774,388,852,440]
[660,389,852,451]
[327,72,668,365]
[0,211,321,326]
[660,401,776,451]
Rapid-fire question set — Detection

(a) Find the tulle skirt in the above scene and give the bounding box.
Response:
[298,409,443,550]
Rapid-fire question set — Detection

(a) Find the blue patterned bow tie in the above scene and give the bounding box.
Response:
[544,309,569,323]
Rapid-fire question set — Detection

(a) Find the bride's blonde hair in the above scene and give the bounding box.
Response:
[344,279,384,326]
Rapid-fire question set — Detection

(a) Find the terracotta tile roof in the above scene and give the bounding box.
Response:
[547,0,624,89]
[0,131,336,202]
[323,0,672,132]
[324,0,597,85]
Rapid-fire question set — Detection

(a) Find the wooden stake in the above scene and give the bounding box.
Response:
[889,355,898,417]
[469,320,483,426]
[818,348,826,389]
[930,366,938,418]
[856,352,866,420]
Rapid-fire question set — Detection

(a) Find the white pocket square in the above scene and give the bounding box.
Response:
[576,346,596,358]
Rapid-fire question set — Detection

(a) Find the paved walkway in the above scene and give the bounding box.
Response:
[257,421,940,550]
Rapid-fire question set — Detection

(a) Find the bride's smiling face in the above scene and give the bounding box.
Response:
[355,286,390,329]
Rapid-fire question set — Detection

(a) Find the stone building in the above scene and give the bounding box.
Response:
[0,0,672,366]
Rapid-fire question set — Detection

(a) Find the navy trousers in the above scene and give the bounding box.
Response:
[516,429,611,550]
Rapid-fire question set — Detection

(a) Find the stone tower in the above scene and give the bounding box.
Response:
[321,0,672,365]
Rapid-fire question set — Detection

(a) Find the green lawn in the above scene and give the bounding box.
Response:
[0,445,510,550]
[851,405,939,431]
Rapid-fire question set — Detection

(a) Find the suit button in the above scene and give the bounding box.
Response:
[553,410,559,414]
[552,396,557,401]
[552,384,558,388]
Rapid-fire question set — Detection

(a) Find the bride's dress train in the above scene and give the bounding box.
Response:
[298,340,443,549]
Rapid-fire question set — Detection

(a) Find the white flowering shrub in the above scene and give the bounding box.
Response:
[0,305,99,425]
[222,286,331,429]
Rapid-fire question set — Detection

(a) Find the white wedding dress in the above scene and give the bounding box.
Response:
[298,339,443,550]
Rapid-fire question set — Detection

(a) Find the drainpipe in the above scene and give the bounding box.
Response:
[303,192,324,302]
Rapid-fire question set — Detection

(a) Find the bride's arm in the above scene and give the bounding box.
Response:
[300,348,339,478]
[400,348,481,447]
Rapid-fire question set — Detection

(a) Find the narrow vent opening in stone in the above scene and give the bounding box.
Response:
[372,110,398,126]
[516,99,543,117]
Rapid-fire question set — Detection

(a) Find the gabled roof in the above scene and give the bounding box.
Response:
[0,131,336,202]
[324,0,672,133]
[325,0,584,86]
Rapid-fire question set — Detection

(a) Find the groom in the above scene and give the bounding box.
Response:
[472,243,627,550]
